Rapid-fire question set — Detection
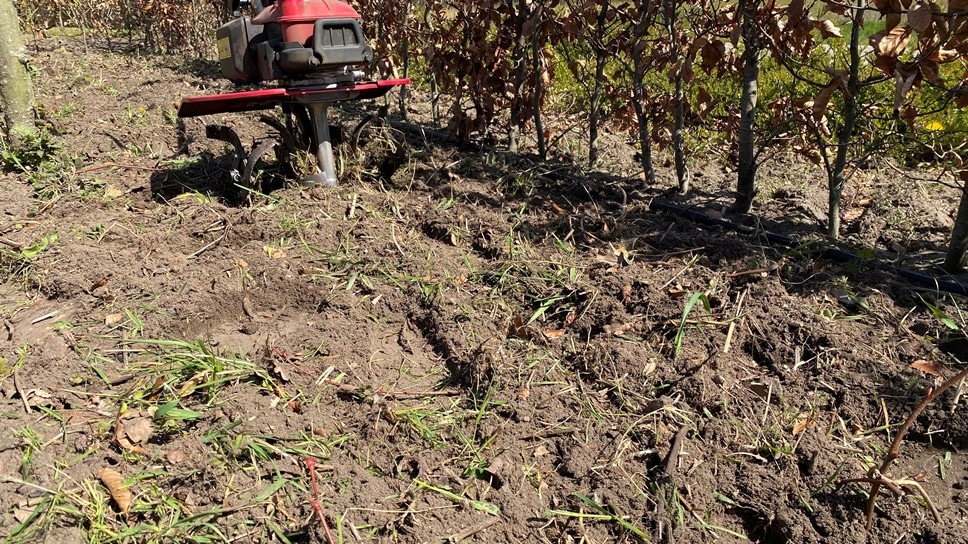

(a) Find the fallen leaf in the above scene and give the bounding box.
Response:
[542,328,565,339]
[122,417,153,444]
[604,322,632,336]
[509,316,536,340]
[911,359,942,377]
[264,246,286,259]
[105,313,124,325]
[165,450,187,464]
[668,288,687,299]
[792,417,813,436]
[563,308,578,328]
[99,468,132,517]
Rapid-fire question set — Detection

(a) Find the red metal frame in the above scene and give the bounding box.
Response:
[177,79,410,118]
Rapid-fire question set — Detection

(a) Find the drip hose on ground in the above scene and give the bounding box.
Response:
[649,201,968,297]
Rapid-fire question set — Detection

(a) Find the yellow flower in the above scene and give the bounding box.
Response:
[925,120,945,132]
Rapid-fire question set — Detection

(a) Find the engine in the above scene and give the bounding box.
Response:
[216,0,373,86]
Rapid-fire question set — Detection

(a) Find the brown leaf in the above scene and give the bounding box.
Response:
[99,468,132,517]
[264,246,286,259]
[542,328,566,339]
[893,62,922,111]
[105,313,124,325]
[907,1,933,32]
[510,316,536,340]
[792,416,813,436]
[604,322,632,336]
[814,19,842,39]
[700,40,726,72]
[122,417,153,444]
[813,74,846,121]
[872,26,913,57]
[911,359,943,377]
[562,308,578,328]
[165,449,187,464]
[696,87,716,121]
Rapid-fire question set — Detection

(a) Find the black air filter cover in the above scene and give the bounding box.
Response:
[312,18,373,68]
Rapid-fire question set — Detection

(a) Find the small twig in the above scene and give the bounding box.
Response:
[863,363,968,529]
[664,426,689,477]
[30,311,59,325]
[0,237,23,250]
[727,262,780,279]
[306,457,336,544]
[188,221,229,259]
[448,517,500,543]
[13,369,31,413]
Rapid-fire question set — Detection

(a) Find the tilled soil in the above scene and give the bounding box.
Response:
[2,36,968,543]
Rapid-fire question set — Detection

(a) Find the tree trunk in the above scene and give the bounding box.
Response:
[588,2,609,168]
[734,0,759,213]
[532,7,546,160]
[664,0,687,192]
[827,3,863,239]
[398,0,411,121]
[508,0,530,154]
[944,172,968,273]
[0,0,36,148]
[632,2,655,184]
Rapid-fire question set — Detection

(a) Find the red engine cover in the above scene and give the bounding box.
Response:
[252,0,362,45]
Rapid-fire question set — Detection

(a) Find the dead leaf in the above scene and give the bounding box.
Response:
[105,313,124,325]
[264,246,286,259]
[604,322,632,336]
[542,328,566,339]
[509,316,536,340]
[122,417,153,444]
[907,1,932,32]
[165,450,187,464]
[871,26,913,57]
[613,244,631,264]
[813,73,846,121]
[911,359,943,377]
[99,467,132,517]
[12,497,45,523]
[792,417,814,436]
[814,18,842,39]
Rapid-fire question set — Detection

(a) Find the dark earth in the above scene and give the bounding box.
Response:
[2,36,968,543]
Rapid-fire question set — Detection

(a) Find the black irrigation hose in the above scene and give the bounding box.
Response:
[650,201,968,297]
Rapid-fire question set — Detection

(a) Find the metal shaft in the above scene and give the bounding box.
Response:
[301,102,338,187]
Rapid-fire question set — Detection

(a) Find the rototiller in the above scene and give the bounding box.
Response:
[177,0,408,188]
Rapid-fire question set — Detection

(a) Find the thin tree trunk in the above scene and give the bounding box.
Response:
[828,3,863,239]
[508,0,530,153]
[588,2,608,168]
[944,174,968,273]
[422,3,440,126]
[398,0,411,120]
[734,0,759,213]
[532,7,546,160]
[632,2,655,183]
[0,0,36,148]
[664,0,687,192]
